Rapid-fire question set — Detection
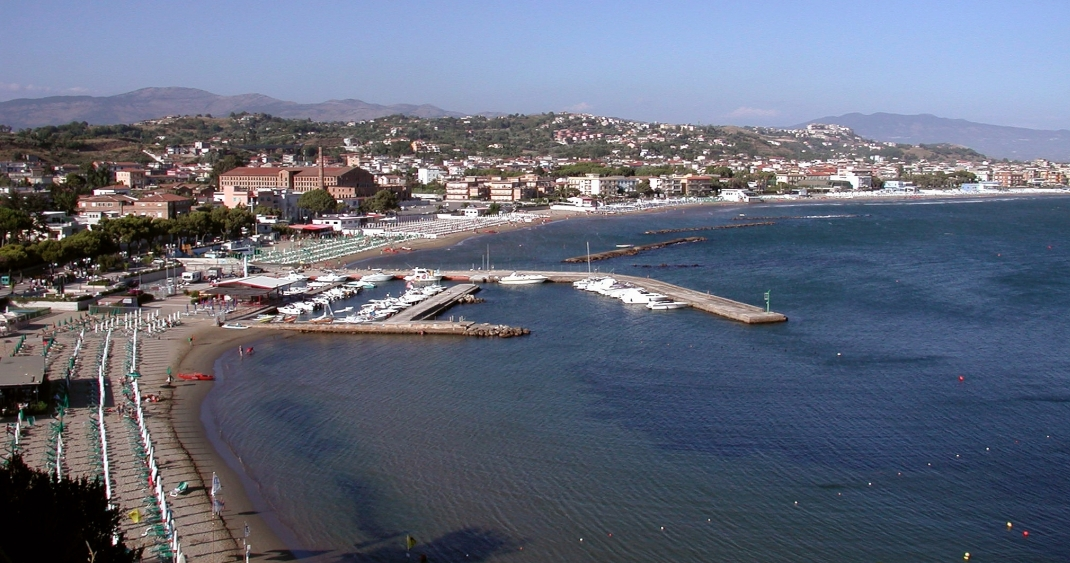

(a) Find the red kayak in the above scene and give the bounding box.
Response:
[176,372,215,381]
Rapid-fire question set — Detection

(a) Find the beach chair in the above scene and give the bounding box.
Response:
[169,481,189,497]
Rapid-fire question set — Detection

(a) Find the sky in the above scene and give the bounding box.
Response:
[4,0,1069,129]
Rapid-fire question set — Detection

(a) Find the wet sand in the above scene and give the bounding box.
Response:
[170,323,301,560]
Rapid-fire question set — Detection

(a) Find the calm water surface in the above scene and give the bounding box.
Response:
[205,197,1070,562]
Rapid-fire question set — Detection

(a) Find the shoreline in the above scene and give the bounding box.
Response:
[180,189,1070,559]
[325,190,1067,270]
[172,325,301,559]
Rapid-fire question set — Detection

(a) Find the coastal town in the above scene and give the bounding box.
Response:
[1,111,1069,563]
[0,113,1067,252]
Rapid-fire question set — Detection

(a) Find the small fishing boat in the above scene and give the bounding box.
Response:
[615,244,634,248]
[647,301,690,310]
[221,323,249,330]
[176,372,215,381]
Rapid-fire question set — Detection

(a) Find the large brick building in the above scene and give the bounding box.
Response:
[218,166,378,208]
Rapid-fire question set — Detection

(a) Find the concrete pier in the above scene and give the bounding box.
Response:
[449,270,787,324]
[388,284,480,322]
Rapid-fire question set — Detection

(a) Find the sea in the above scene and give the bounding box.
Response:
[203,196,1070,562]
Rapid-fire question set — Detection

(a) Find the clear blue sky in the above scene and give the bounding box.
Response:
[4,0,1069,129]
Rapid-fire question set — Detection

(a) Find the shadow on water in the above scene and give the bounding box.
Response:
[335,527,518,563]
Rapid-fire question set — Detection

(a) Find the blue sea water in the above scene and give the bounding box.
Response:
[204,196,1070,562]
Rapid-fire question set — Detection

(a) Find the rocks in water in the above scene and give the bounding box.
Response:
[465,324,530,338]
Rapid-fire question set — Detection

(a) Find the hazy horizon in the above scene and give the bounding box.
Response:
[5,0,1069,130]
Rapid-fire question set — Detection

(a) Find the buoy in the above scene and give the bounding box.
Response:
[837,352,841,356]
[964,552,970,561]
[1023,530,1029,537]
[959,375,965,382]
[1006,522,1012,530]
[607,533,612,537]
[660,526,665,531]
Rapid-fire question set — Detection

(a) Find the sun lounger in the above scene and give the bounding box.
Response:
[169,481,189,497]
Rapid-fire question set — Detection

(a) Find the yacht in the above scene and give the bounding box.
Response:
[316,272,349,283]
[359,269,395,283]
[498,272,548,285]
[404,268,443,284]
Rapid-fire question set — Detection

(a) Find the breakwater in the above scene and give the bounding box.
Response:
[561,237,705,263]
[642,222,775,235]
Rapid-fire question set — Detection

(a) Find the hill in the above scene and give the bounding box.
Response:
[0,87,465,129]
[794,113,1070,161]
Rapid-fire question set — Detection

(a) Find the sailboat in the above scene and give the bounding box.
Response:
[572,242,600,290]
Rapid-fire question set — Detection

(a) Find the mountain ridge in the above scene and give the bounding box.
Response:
[793,112,1070,161]
[0,87,467,129]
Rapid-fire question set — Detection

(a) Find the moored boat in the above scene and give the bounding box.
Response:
[360,269,395,283]
[498,272,548,285]
[404,268,443,283]
[647,301,690,310]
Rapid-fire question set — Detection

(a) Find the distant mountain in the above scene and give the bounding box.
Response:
[793,113,1070,161]
[0,87,466,129]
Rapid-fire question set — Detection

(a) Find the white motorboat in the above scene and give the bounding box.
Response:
[315,272,349,283]
[617,288,663,304]
[404,268,443,283]
[647,301,690,310]
[221,322,249,329]
[360,269,395,283]
[498,272,548,285]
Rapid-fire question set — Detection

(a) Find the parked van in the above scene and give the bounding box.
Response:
[181,271,203,283]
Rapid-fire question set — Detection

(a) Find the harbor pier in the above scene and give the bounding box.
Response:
[438,270,788,324]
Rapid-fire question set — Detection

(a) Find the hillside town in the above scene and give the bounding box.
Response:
[0,114,1068,246]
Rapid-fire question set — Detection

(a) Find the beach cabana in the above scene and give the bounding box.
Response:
[0,355,45,415]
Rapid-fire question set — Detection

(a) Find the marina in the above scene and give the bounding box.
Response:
[279,269,787,325]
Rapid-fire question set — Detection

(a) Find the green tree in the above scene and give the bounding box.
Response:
[83,163,111,188]
[635,179,653,197]
[62,229,114,264]
[0,243,30,271]
[0,454,143,563]
[297,189,338,217]
[361,189,399,214]
[50,185,81,214]
[209,153,248,186]
[218,207,255,240]
[0,207,33,246]
[486,202,502,216]
[36,239,70,275]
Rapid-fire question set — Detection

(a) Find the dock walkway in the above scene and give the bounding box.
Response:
[388,284,480,322]
[441,270,787,324]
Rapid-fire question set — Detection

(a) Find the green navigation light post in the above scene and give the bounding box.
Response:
[764,290,771,312]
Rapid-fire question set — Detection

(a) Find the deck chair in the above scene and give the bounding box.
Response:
[169,481,189,497]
